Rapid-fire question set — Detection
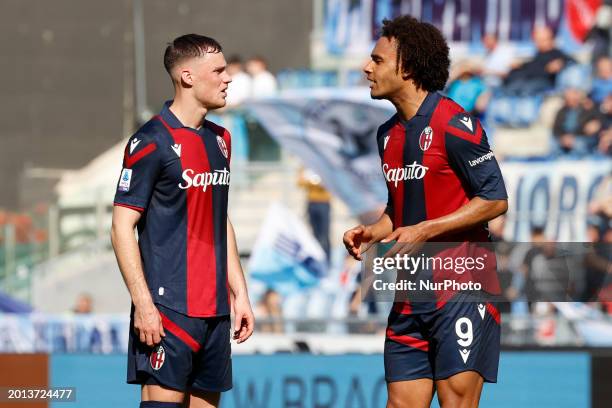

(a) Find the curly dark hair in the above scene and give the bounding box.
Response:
[381,16,450,92]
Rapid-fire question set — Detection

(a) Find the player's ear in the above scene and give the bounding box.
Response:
[180,68,193,86]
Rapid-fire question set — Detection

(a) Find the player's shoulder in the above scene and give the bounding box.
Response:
[129,116,168,145]
[122,116,170,160]
[438,95,483,144]
[204,119,230,139]
[376,113,400,140]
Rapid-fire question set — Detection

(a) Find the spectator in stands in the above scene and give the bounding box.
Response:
[502,26,574,96]
[583,215,610,302]
[596,94,612,156]
[225,55,252,106]
[522,226,565,305]
[298,167,332,262]
[446,60,488,117]
[585,4,611,65]
[588,172,612,220]
[591,56,612,105]
[255,288,283,333]
[73,292,93,314]
[480,33,515,88]
[246,56,278,98]
[551,87,603,157]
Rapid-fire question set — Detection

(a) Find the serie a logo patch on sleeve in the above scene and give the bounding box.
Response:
[118,168,132,192]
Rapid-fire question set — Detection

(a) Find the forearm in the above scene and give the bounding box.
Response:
[420,197,508,240]
[111,224,152,307]
[227,218,249,299]
[368,212,394,242]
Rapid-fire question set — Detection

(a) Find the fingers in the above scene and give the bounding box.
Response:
[138,328,146,344]
[134,314,165,348]
[344,225,365,260]
[153,328,162,345]
[381,229,399,243]
[241,313,255,343]
[145,331,154,347]
[233,313,241,340]
[382,241,405,259]
[233,311,255,344]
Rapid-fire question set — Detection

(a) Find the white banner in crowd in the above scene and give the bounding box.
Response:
[501,160,610,241]
[0,314,130,353]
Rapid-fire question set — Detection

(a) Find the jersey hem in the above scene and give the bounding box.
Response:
[154,301,230,319]
[113,202,145,212]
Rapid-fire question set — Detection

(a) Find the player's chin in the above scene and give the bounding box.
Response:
[370,91,385,100]
[211,98,227,109]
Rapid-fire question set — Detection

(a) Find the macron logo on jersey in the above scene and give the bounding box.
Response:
[171,144,181,157]
[130,138,141,154]
[383,162,428,187]
[468,151,494,167]
[178,168,230,192]
[459,116,473,132]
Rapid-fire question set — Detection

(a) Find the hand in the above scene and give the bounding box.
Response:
[583,119,601,136]
[343,225,374,260]
[232,295,254,344]
[133,301,165,347]
[560,134,575,149]
[545,58,564,73]
[381,223,431,258]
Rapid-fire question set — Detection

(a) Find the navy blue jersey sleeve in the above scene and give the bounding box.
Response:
[113,132,162,211]
[445,114,507,200]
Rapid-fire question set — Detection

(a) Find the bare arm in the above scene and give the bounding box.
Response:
[227,217,254,343]
[416,197,507,241]
[111,205,164,346]
[382,197,508,247]
[343,211,394,260]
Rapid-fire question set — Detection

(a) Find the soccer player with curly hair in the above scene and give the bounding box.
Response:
[343,16,508,407]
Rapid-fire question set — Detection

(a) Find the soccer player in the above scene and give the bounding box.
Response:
[111,34,254,408]
[343,16,508,408]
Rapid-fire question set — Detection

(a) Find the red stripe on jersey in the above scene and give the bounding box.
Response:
[159,312,201,352]
[113,202,144,212]
[125,143,157,168]
[383,122,407,228]
[386,327,429,351]
[159,117,218,316]
[486,303,501,325]
[392,301,412,315]
[447,120,483,145]
[422,98,470,224]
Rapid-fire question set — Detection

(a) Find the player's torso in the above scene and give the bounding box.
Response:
[137,117,231,317]
[380,98,472,231]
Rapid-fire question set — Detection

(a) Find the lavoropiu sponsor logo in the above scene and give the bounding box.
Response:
[383,162,429,187]
[468,151,494,167]
[179,168,230,192]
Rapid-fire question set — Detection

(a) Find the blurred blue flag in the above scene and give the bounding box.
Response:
[248,202,327,295]
[243,90,392,219]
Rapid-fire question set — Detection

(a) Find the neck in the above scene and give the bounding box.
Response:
[169,92,207,129]
[389,86,429,122]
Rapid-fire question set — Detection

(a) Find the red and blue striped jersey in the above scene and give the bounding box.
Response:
[377,92,507,314]
[114,102,231,317]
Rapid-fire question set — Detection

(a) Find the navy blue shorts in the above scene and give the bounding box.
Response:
[385,300,500,383]
[127,303,232,393]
